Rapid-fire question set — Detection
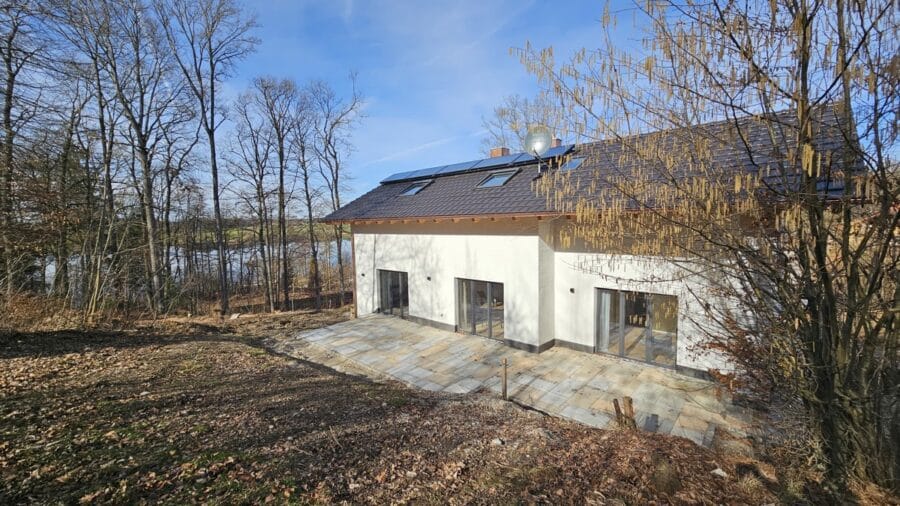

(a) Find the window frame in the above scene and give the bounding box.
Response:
[456,277,504,340]
[594,288,678,367]
[559,156,585,172]
[475,169,519,189]
[399,180,432,196]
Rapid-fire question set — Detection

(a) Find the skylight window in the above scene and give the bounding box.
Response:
[476,169,517,188]
[559,157,585,172]
[400,180,431,195]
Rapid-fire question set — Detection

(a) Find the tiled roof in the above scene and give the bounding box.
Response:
[326,165,551,221]
[326,106,851,222]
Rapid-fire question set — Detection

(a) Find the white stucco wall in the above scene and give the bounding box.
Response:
[351,220,729,372]
[552,252,728,371]
[352,221,543,348]
[537,221,556,347]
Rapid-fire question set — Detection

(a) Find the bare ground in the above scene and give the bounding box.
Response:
[0,309,801,504]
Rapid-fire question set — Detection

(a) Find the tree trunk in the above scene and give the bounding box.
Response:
[54,116,75,298]
[136,146,162,314]
[816,379,891,488]
[306,209,320,311]
[163,171,174,299]
[299,157,321,310]
[256,209,273,313]
[208,125,229,317]
[260,189,274,313]
[333,224,345,304]
[237,229,245,293]
[1,38,15,297]
[278,147,290,310]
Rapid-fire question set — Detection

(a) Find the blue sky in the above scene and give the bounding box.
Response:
[230,0,624,200]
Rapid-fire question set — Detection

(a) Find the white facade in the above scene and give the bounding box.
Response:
[352,219,728,373]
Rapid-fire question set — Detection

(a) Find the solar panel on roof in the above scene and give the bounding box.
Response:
[545,144,573,158]
[379,170,415,183]
[436,160,479,175]
[379,144,576,184]
[509,145,574,164]
[469,153,521,169]
[380,164,446,183]
[406,167,444,179]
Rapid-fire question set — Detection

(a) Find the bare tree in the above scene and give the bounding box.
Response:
[49,0,129,320]
[0,1,43,297]
[160,116,199,295]
[229,91,275,312]
[157,0,258,317]
[0,0,364,321]
[252,76,297,310]
[480,92,564,154]
[50,80,90,298]
[310,76,362,303]
[91,0,193,313]
[291,87,322,310]
[520,0,897,495]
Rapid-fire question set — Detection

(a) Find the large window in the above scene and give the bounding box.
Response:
[595,289,677,366]
[457,278,504,339]
[378,270,408,318]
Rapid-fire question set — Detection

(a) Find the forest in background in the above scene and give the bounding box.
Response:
[0,0,362,321]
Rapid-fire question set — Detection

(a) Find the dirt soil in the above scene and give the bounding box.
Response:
[1,309,790,504]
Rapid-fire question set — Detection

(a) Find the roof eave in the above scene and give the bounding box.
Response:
[324,211,569,225]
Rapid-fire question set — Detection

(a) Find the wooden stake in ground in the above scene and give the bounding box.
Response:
[501,358,508,400]
[613,397,637,429]
[623,396,636,426]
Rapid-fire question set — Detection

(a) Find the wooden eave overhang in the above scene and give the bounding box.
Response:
[323,211,574,225]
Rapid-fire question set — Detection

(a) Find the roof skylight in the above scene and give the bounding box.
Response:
[400,180,431,195]
[476,169,517,188]
[559,157,585,171]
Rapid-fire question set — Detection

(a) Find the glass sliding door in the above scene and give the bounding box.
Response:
[596,289,622,355]
[649,294,677,365]
[400,272,410,317]
[457,279,473,332]
[595,288,678,366]
[623,291,649,362]
[472,280,490,336]
[457,278,504,340]
[378,270,408,318]
[490,283,504,339]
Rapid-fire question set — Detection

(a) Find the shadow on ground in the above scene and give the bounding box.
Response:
[0,317,784,504]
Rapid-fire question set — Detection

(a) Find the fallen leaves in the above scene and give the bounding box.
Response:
[0,311,781,504]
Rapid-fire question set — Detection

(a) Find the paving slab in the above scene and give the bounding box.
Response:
[278,314,755,446]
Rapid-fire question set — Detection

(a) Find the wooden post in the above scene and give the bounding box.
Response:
[623,396,636,429]
[501,358,508,400]
[613,397,637,429]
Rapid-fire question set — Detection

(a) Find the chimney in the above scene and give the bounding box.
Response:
[489,146,510,158]
[551,138,562,148]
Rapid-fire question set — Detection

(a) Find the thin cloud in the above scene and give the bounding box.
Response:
[359,129,487,168]
[341,0,354,23]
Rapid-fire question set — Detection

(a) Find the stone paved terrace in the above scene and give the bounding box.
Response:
[271,314,755,446]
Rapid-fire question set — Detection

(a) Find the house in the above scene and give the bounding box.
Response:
[324,111,846,378]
